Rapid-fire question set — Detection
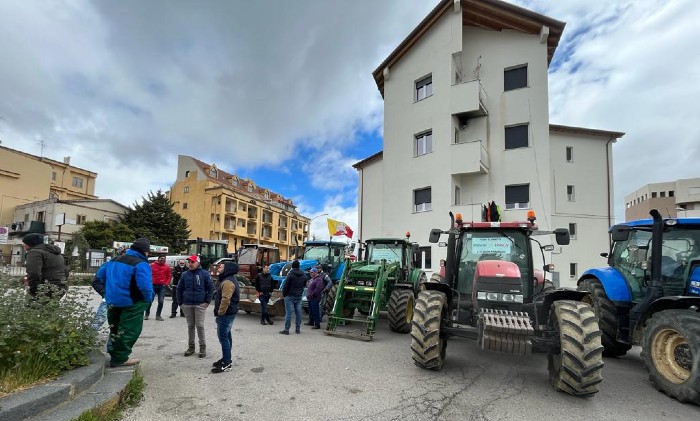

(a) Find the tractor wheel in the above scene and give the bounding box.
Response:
[641,310,700,404]
[547,300,604,397]
[324,284,338,315]
[411,290,447,370]
[579,278,632,357]
[388,288,415,333]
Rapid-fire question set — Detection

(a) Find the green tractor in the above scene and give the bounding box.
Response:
[325,236,427,341]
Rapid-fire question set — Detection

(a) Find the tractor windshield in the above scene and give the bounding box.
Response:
[304,245,332,264]
[456,230,530,295]
[237,247,258,265]
[366,243,403,265]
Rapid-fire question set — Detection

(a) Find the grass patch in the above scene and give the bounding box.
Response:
[71,368,145,421]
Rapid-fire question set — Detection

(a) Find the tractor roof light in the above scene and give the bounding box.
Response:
[527,210,536,223]
[406,231,411,238]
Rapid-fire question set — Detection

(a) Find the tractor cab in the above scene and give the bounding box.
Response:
[236,244,281,282]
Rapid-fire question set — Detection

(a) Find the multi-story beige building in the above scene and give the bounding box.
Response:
[0,145,98,262]
[355,0,624,286]
[625,178,700,221]
[169,156,310,259]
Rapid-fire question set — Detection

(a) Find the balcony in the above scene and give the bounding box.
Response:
[450,140,489,175]
[450,79,488,118]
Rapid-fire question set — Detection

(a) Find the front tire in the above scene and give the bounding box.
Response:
[579,278,631,357]
[641,310,700,404]
[388,288,414,333]
[411,290,447,370]
[547,300,604,397]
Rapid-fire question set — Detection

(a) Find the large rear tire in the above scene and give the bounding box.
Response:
[324,284,337,315]
[547,300,604,397]
[641,310,700,404]
[411,290,447,370]
[388,288,414,333]
[579,278,631,357]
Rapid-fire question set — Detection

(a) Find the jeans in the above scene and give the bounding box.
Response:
[146,285,166,317]
[309,298,321,327]
[92,299,112,351]
[215,314,236,364]
[259,293,271,322]
[284,296,302,332]
[171,286,181,315]
[181,304,207,346]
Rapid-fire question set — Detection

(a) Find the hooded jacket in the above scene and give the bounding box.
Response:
[94,249,154,306]
[282,268,307,297]
[25,243,69,296]
[177,265,214,306]
[214,262,240,316]
[306,272,325,301]
[150,261,172,286]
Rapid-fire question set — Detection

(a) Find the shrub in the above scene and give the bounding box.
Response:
[0,276,98,393]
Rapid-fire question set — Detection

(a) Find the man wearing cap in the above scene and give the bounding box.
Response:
[94,238,154,367]
[176,255,214,358]
[22,233,69,300]
[306,267,325,329]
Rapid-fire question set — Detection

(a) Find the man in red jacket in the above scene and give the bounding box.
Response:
[146,255,172,321]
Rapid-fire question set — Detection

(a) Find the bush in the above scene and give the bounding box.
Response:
[0,276,98,393]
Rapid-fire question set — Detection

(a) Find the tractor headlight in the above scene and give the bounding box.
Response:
[513,294,524,303]
[501,294,515,302]
[366,280,373,287]
[477,291,487,300]
[357,280,365,286]
[486,292,499,301]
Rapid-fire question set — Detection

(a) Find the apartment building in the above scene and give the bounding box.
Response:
[355,0,624,286]
[169,155,310,259]
[625,178,700,221]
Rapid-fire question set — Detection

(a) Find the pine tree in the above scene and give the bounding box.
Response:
[77,220,135,250]
[120,190,190,251]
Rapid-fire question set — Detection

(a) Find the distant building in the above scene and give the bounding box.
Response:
[625,178,700,221]
[169,155,310,259]
[355,0,624,286]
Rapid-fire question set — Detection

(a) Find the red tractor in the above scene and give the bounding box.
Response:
[412,212,605,397]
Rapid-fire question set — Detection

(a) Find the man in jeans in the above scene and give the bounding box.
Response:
[279,260,308,335]
[177,255,214,357]
[212,261,240,373]
[146,255,171,321]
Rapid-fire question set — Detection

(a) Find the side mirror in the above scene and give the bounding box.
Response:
[610,225,631,242]
[554,228,570,245]
[429,229,442,243]
[600,252,608,258]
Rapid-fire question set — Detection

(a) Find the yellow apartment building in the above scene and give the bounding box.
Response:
[169,155,310,259]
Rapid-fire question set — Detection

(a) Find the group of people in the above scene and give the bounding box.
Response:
[278,260,333,335]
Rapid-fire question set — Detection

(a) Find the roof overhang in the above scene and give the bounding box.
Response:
[550,124,625,139]
[353,151,383,169]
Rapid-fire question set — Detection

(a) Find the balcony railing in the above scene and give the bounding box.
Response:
[450,140,489,175]
[450,79,488,117]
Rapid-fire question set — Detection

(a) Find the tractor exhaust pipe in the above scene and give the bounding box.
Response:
[628,209,664,342]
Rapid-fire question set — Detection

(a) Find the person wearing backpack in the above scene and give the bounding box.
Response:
[211,261,240,373]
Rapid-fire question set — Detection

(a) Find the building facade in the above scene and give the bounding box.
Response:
[355,0,624,286]
[169,156,310,259]
[625,178,700,221]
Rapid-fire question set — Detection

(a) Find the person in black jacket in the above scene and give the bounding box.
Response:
[280,260,308,335]
[211,261,240,373]
[170,259,187,318]
[254,264,274,325]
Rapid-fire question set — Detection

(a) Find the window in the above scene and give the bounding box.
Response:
[505,184,529,209]
[419,246,432,270]
[454,127,460,144]
[233,178,238,186]
[414,187,432,212]
[669,191,674,197]
[51,171,57,181]
[569,223,577,240]
[184,186,189,193]
[660,191,666,198]
[414,131,433,156]
[569,263,578,279]
[567,185,576,202]
[185,170,190,178]
[210,168,218,178]
[566,146,573,162]
[248,183,253,193]
[36,211,45,222]
[454,186,461,206]
[504,65,527,91]
[415,74,432,101]
[76,214,87,225]
[72,176,84,188]
[652,192,657,198]
[183,203,188,209]
[505,124,528,149]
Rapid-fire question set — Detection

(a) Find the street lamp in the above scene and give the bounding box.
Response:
[307,213,329,241]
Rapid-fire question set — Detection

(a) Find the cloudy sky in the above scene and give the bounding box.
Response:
[0,0,698,238]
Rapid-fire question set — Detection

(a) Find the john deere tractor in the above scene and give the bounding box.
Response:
[412,212,605,397]
[325,235,426,341]
[578,209,700,404]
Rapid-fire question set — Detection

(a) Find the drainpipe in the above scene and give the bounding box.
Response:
[606,137,614,226]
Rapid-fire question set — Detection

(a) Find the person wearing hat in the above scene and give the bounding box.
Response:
[94,238,154,367]
[176,255,214,358]
[211,261,240,373]
[22,233,69,300]
[279,260,308,335]
[306,267,325,329]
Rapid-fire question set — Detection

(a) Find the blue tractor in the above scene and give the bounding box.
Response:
[578,209,700,404]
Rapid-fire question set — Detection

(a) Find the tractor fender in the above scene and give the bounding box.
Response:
[407,269,425,286]
[632,297,700,344]
[536,289,589,326]
[578,268,631,303]
[422,280,453,303]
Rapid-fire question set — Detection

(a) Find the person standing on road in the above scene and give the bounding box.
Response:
[94,238,153,367]
[279,260,307,335]
[319,266,333,322]
[146,255,171,321]
[170,259,187,318]
[177,255,214,358]
[254,264,274,325]
[22,233,69,301]
[306,267,324,329]
[211,261,240,373]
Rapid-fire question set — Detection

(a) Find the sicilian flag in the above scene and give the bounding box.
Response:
[327,218,354,238]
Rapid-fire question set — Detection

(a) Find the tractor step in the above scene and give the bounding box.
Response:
[477,309,534,355]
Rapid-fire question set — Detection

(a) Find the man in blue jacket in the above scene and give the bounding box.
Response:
[177,255,214,358]
[94,238,153,367]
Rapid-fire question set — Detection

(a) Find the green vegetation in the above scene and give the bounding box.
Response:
[71,369,145,421]
[119,189,190,251]
[0,277,98,394]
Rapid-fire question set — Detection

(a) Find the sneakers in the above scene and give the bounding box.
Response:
[295,328,301,334]
[267,319,274,325]
[199,345,206,358]
[212,359,223,368]
[156,316,164,321]
[184,345,195,357]
[279,330,289,335]
[261,320,268,325]
[169,314,176,318]
[211,362,232,373]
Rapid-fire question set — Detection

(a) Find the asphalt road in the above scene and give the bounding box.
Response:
[83,291,700,421]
